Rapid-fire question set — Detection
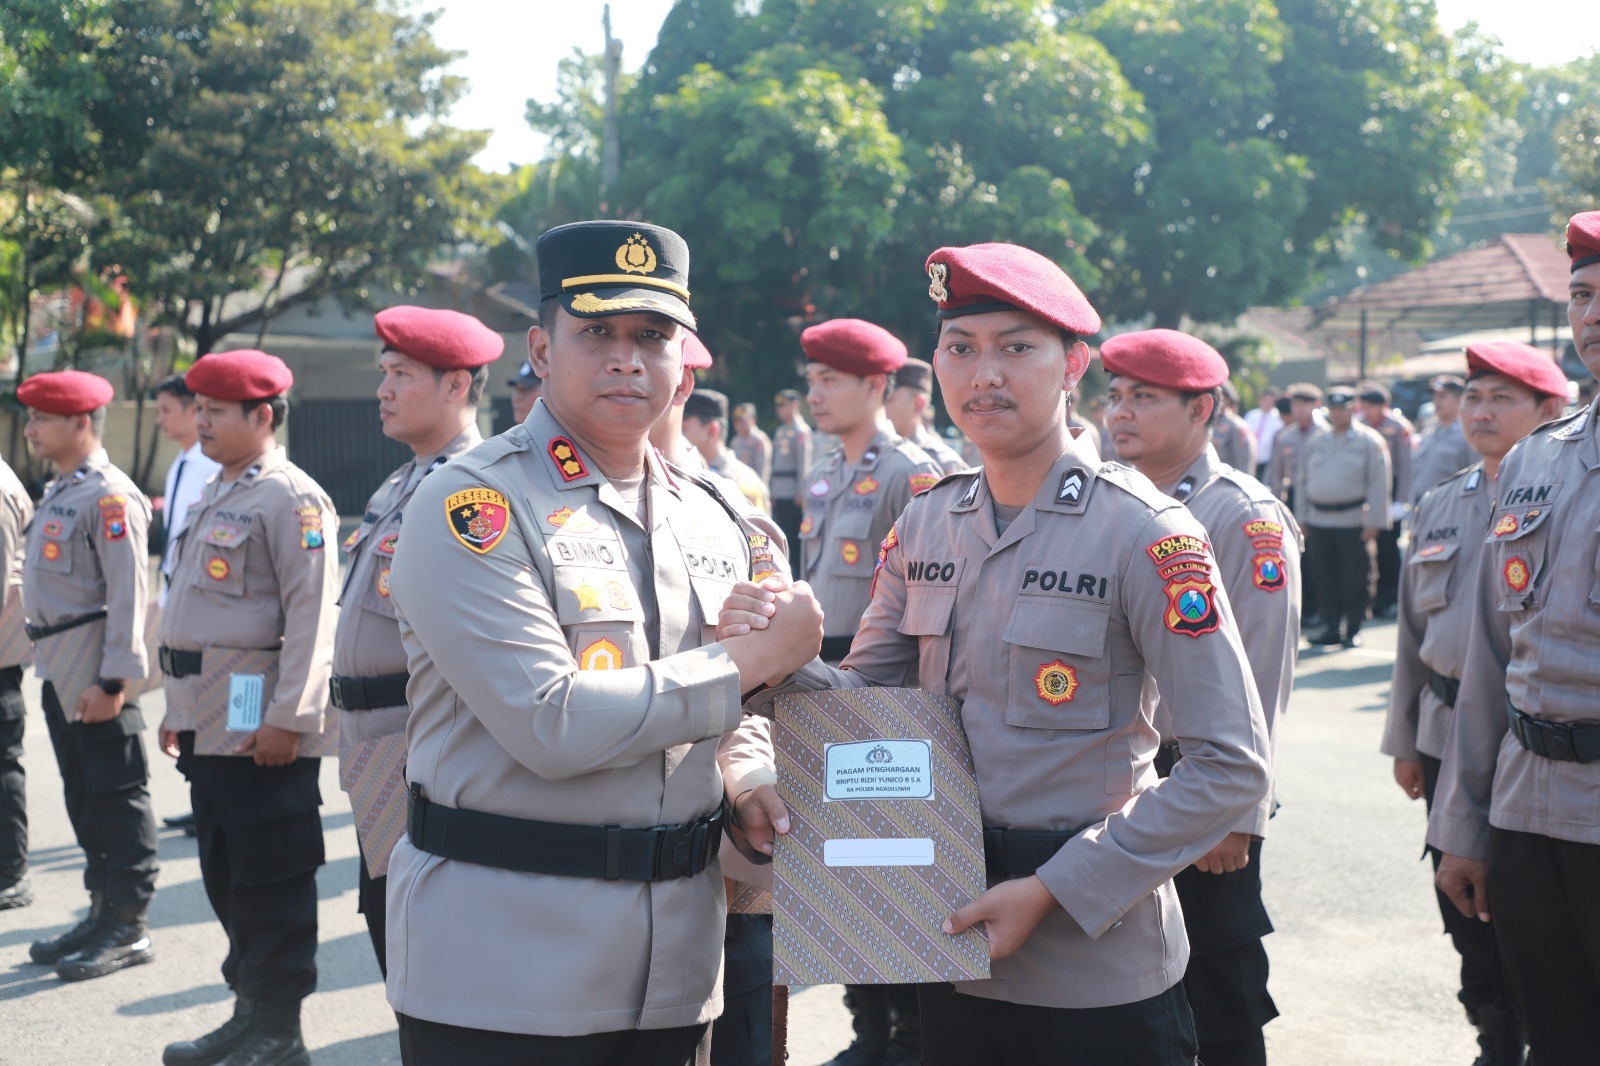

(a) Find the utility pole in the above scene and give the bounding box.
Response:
[601,5,622,213]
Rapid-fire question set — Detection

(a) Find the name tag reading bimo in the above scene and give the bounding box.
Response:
[824,739,933,801]
[226,674,265,733]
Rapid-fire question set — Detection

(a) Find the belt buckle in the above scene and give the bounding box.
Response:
[328,677,345,710]
[1544,720,1574,761]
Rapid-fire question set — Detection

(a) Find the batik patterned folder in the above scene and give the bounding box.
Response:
[343,731,409,876]
[193,647,336,757]
[772,687,990,985]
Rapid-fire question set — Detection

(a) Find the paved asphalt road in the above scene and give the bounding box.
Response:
[0,618,1484,1065]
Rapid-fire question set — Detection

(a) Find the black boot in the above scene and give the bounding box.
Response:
[0,874,31,910]
[884,993,922,1066]
[29,891,104,964]
[163,997,258,1066]
[1470,1003,1526,1066]
[217,997,311,1066]
[821,987,891,1066]
[55,901,154,981]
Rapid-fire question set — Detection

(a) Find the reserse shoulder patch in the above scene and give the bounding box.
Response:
[446,487,511,555]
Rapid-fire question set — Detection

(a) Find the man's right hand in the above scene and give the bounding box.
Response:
[158,716,179,759]
[732,783,791,856]
[1436,853,1491,922]
[1393,758,1425,801]
[723,579,824,690]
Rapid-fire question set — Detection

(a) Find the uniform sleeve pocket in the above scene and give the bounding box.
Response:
[898,587,955,637]
[1004,600,1111,731]
[1406,542,1459,613]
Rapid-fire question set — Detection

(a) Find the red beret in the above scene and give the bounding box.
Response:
[17,370,114,415]
[925,243,1101,336]
[1465,342,1569,399]
[800,319,907,376]
[186,350,294,402]
[1098,329,1229,391]
[682,332,713,370]
[375,306,504,370]
[1568,211,1600,272]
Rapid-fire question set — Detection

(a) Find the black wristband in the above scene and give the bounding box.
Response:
[96,678,125,696]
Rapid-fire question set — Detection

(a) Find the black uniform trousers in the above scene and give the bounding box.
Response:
[1304,525,1369,638]
[0,665,27,883]
[1372,519,1402,612]
[177,731,324,1002]
[1485,827,1600,1062]
[357,850,387,978]
[919,982,1196,1066]
[771,499,803,560]
[39,681,158,905]
[710,913,772,1066]
[1419,755,1502,1015]
[397,1013,711,1066]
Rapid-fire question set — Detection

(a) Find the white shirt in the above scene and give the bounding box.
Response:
[160,440,221,604]
[1245,407,1283,462]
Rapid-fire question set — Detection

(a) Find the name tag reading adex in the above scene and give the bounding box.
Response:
[226,673,265,732]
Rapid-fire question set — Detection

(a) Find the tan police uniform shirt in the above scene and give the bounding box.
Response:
[732,425,772,484]
[1211,411,1258,475]
[1429,405,1600,859]
[158,447,339,743]
[913,425,969,475]
[760,430,1270,1010]
[384,400,767,1037]
[1164,446,1300,837]
[1371,411,1414,508]
[0,459,35,669]
[1265,419,1318,504]
[771,418,813,505]
[1381,465,1490,763]
[1294,422,1391,530]
[334,426,481,746]
[1411,419,1475,504]
[707,449,772,514]
[23,449,150,685]
[799,427,941,642]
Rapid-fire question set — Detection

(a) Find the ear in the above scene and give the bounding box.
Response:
[671,365,695,407]
[1192,393,1217,425]
[1063,340,1092,393]
[528,325,551,377]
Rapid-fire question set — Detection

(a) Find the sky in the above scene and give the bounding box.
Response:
[425,0,1597,172]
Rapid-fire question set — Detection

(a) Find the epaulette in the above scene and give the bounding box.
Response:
[918,468,980,499]
[1535,405,1589,441]
[455,427,531,472]
[1215,465,1278,505]
[1093,462,1182,513]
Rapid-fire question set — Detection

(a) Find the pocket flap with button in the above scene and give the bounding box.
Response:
[1004,599,1109,657]
[1407,542,1460,613]
[899,586,956,636]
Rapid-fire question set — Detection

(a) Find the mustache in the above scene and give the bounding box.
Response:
[962,393,1016,412]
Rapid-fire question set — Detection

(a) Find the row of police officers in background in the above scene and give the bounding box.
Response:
[0,209,1594,1066]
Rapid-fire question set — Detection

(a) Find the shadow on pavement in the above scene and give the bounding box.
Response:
[118,980,232,1016]
[0,960,68,1001]
[316,930,384,992]
[1293,661,1394,692]
[313,1029,401,1065]
[316,855,360,901]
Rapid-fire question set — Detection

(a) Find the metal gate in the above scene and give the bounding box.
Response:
[288,399,413,517]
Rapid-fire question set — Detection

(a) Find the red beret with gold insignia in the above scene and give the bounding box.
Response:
[683,332,713,370]
[17,370,114,415]
[800,319,907,376]
[1098,329,1229,391]
[375,306,504,369]
[1466,341,1569,399]
[924,243,1101,336]
[1568,211,1600,271]
[185,350,294,402]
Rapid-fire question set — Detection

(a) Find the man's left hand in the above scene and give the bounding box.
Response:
[943,875,1060,960]
[1193,832,1254,875]
[243,724,301,767]
[75,686,126,724]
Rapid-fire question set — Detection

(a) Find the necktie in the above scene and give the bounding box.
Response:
[163,456,187,575]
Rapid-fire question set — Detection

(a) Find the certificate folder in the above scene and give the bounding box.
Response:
[772,687,991,986]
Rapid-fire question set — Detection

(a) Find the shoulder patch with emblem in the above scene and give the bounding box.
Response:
[446,487,511,554]
[98,495,128,540]
[1164,573,1221,636]
[297,505,325,551]
[548,437,588,482]
[748,533,779,582]
[869,524,899,599]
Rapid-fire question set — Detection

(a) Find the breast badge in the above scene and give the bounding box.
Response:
[1034,661,1079,705]
[605,580,631,611]
[1493,513,1519,538]
[42,520,62,537]
[376,533,399,555]
[547,506,601,533]
[578,638,623,671]
[841,542,860,565]
[42,541,61,562]
[206,557,231,581]
[572,581,603,611]
[1503,556,1530,593]
[854,477,879,496]
[377,567,392,598]
[445,488,511,555]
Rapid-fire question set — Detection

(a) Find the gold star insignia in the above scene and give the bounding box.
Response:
[572,582,602,611]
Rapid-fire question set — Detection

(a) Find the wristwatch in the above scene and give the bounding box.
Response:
[96,678,125,696]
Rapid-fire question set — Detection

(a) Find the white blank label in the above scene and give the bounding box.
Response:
[823,838,936,867]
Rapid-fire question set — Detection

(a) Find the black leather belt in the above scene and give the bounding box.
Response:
[407,784,724,882]
[819,635,854,663]
[984,827,1081,879]
[1507,704,1600,764]
[329,672,409,711]
[158,646,204,678]
[25,610,107,642]
[1307,498,1365,512]
[1428,670,1460,709]
[1154,741,1183,778]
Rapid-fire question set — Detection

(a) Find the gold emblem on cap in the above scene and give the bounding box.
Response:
[928,262,949,303]
[615,233,658,275]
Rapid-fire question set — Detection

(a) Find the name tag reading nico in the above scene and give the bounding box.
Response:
[226,673,265,732]
[823,739,933,801]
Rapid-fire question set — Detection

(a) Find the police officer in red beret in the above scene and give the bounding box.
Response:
[725,243,1270,1065]
[157,350,341,1066]
[1102,329,1301,1066]
[1430,211,1600,1064]
[332,306,503,977]
[19,370,160,982]
[1382,341,1568,1065]
[799,317,941,1066]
